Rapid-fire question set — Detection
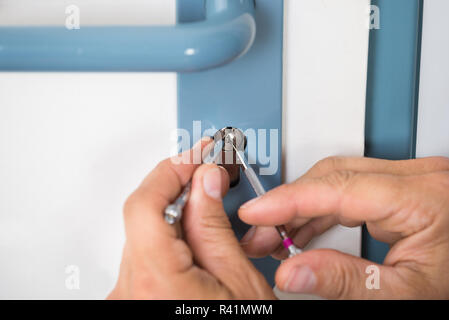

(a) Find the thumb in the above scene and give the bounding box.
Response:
[183,164,274,298]
[276,249,403,300]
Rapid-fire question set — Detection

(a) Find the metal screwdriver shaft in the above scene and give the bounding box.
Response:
[230,135,302,258]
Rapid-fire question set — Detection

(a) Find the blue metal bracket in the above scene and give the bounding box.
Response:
[0,0,255,72]
[364,0,423,263]
[178,0,284,285]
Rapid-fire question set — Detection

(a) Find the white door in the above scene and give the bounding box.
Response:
[0,0,369,299]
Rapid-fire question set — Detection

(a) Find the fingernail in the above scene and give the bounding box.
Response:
[284,265,317,293]
[218,166,229,178]
[240,226,257,245]
[203,168,223,200]
[240,197,260,209]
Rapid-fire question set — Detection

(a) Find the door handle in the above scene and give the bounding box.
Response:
[0,0,256,72]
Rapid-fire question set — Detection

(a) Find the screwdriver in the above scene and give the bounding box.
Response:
[229,133,302,258]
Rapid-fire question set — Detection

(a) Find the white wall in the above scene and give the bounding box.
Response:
[0,0,369,299]
[0,0,177,299]
[0,73,177,299]
[416,0,449,158]
[0,0,174,26]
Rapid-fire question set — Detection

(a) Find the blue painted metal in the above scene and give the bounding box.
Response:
[0,0,255,72]
[178,0,284,285]
[364,0,423,263]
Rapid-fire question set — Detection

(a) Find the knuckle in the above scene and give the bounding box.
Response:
[305,221,320,239]
[332,260,357,299]
[430,156,449,171]
[198,209,231,230]
[123,191,144,220]
[438,171,449,188]
[156,158,173,172]
[321,170,356,190]
[195,221,240,255]
[275,183,291,195]
[169,240,194,273]
[311,156,344,175]
[317,250,360,299]
[425,172,449,196]
[392,264,440,299]
[431,173,449,213]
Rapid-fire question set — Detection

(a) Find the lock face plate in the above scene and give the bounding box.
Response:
[178,0,284,285]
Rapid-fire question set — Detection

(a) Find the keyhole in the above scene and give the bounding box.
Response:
[213,127,247,188]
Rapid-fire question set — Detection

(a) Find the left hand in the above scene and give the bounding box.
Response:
[108,138,275,299]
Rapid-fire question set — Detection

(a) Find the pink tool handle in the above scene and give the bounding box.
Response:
[282,238,294,249]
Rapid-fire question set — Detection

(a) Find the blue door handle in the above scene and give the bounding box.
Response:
[0,0,256,72]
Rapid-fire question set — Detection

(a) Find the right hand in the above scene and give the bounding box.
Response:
[238,156,449,299]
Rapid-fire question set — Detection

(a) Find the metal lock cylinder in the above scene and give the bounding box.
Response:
[213,127,247,188]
